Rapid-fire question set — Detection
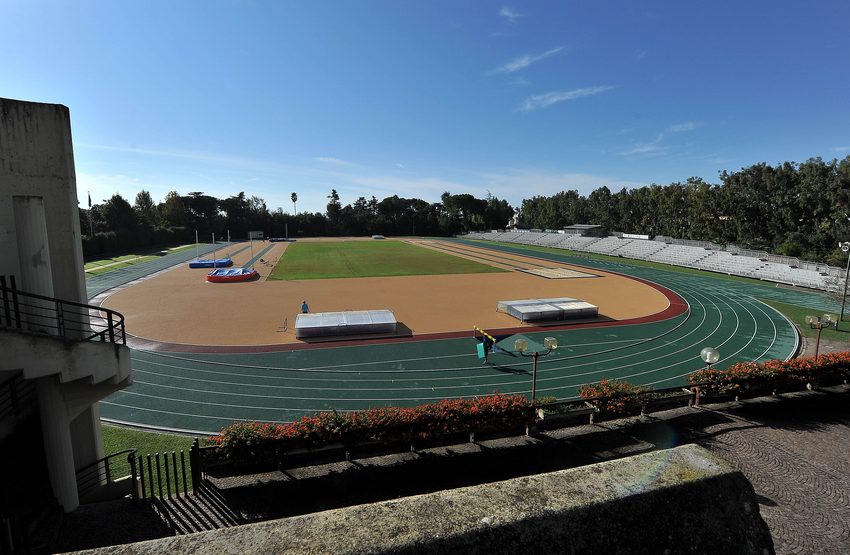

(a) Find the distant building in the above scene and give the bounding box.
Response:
[562,224,607,237]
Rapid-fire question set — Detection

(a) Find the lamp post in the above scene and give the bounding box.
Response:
[515,336,558,403]
[700,347,720,371]
[839,241,850,330]
[805,314,837,358]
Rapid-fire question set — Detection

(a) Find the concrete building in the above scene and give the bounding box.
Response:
[0,98,132,514]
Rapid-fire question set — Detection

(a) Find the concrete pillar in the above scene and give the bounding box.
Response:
[12,195,54,297]
[37,376,79,512]
[70,404,104,473]
[12,196,56,334]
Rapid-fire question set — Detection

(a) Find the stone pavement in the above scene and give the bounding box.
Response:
[57,387,850,554]
[693,393,850,554]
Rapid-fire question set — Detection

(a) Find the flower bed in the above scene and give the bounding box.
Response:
[209,394,535,467]
[689,352,850,396]
[578,379,650,416]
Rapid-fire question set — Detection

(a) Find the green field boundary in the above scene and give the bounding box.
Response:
[269,240,505,280]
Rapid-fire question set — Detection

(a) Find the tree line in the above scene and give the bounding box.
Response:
[80,155,850,264]
[518,156,850,265]
[79,189,514,257]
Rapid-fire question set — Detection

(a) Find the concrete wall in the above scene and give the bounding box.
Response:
[0,97,131,512]
[71,444,775,554]
[0,97,87,304]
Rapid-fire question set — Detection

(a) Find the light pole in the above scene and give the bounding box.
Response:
[700,347,720,371]
[839,242,850,330]
[805,314,837,358]
[515,336,558,403]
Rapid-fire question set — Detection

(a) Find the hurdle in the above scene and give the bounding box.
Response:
[473,325,497,363]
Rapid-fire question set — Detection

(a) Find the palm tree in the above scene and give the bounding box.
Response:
[291,192,297,215]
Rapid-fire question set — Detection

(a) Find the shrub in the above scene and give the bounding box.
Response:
[578,379,649,415]
[213,393,534,464]
[689,352,850,395]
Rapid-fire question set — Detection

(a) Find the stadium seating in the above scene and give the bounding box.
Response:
[458,231,833,291]
[611,239,669,260]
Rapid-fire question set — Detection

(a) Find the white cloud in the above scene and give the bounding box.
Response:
[508,76,532,87]
[831,146,850,153]
[519,86,616,112]
[665,122,697,133]
[494,47,563,73]
[619,122,699,157]
[314,156,353,166]
[620,143,666,156]
[475,169,644,201]
[395,163,406,169]
[499,7,525,24]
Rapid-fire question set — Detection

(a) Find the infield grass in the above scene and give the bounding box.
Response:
[270,240,505,280]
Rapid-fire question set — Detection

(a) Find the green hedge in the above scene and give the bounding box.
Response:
[211,394,534,465]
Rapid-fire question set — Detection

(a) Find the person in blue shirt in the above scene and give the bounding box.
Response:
[301,300,309,314]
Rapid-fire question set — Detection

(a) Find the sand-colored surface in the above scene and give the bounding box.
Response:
[102,239,671,346]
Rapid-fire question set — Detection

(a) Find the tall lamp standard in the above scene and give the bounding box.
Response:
[839,241,850,331]
[514,337,558,403]
[805,314,836,358]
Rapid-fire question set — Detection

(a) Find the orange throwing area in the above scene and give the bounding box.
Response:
[101,239,671,347]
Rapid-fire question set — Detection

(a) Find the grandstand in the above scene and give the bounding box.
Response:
[461,230,834,291]
[584,236,632,255]
[694,251,764,274]
[610,238,668,260]
[645,244,710,267]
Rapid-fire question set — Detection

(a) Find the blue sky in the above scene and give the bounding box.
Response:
[3,1,849,214]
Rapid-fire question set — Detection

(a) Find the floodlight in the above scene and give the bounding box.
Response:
[544,337,558,350]
[514,338,528,353]
[700,347,720,365]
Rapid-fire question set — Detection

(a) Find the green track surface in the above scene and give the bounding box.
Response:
[268,240,505,280]
[94,238,837,435]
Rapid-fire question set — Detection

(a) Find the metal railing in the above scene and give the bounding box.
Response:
[75,449,137,503]
[132,443,198,503]
[0,374,37,427]
[0,281,125,345]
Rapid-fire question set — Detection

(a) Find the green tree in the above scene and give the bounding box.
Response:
[101,194,137,233]
[160,191,188,228]
[134,190,158,227]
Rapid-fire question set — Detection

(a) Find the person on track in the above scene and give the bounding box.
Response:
[301,300,309,314]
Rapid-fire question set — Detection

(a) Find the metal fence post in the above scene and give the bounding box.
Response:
[129,453,138,502]
[171,452,179,496]
[155,453,164,499]
[146,454,154,499]
[107,311,115,343]
[180,451,188,495]
[190,438,201,487]
[164,453,172,499]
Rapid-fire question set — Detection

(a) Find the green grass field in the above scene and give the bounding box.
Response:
[102,425,196,488]
[269,240,505,280]
[760,299,850,342]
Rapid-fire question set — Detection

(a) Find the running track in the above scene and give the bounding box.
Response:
[98,239,838,434]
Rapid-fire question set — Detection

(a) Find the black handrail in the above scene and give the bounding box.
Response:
[75,448,137,501]
[0,285,126,345]
[0,373,37,423]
